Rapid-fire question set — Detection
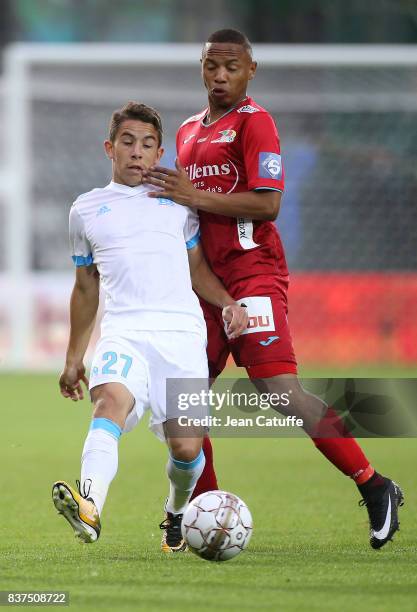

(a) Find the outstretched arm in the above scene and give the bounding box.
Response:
[59,264,100,401]
[187,243,247,339]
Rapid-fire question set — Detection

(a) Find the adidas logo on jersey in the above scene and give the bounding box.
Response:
[97,205,111,216]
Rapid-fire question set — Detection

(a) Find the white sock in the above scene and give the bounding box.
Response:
[166,449,205,515]
[80,418,121,516]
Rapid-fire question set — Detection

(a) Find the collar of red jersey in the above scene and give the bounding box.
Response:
[202,96,250,127]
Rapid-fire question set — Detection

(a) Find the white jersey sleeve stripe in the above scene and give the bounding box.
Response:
[186,231,200,250]
[72,253,94,266]
[183,206,200,246]
[69,204,93,264]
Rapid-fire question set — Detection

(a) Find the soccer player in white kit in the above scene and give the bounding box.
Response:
[52,102,248,552]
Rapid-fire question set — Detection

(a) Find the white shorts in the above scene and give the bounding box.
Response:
[89,330,209,440]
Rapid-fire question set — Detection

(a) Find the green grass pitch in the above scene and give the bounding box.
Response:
[1,373,417,611]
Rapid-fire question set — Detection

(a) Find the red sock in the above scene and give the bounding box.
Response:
[311,408,372,479]
[190,436,219,500]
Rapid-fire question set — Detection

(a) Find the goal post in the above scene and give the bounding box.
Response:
[1,43,417,370]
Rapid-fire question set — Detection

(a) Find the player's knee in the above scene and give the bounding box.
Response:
[92,386,131,424]
[169,440,202,463]
[93,395,119,421]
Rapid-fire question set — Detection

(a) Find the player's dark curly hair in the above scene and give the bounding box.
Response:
[109,102,163,146]
[205,29,252,56]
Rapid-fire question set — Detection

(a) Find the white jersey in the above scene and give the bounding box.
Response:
[69,181,206,337]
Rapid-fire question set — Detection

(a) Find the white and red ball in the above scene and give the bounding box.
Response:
[181,491,253,561]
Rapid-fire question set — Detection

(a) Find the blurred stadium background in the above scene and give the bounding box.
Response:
[0,0,416,372]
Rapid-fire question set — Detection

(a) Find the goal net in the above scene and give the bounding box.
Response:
[1,44,417,369]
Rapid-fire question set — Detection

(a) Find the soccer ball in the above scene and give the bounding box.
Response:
[181,491,253,561]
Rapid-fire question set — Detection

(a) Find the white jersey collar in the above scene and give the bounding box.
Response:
[107,181,153,196]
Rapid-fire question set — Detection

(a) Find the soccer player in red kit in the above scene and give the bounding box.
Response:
[145,29,403,550]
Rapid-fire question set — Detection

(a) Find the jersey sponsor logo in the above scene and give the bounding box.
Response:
[259,152,282,180]
[186,159,239,192]
[186,162,231,181]
[183,134,196,144]
[237,105,259,114]
[97,205,112,217]
[197,137,208,143]
[259,335,280,346]
[237,218,259,250]
[235,296,276,336]
[211,129,237,143]
[158,197,174,206]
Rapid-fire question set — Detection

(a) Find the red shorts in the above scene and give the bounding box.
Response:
[201,291,298,379]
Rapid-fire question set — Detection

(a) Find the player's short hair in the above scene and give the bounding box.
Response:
[205,29,252,56]
[109,102,163,146]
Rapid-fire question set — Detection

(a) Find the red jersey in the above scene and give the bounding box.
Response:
[176,96,289,297]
